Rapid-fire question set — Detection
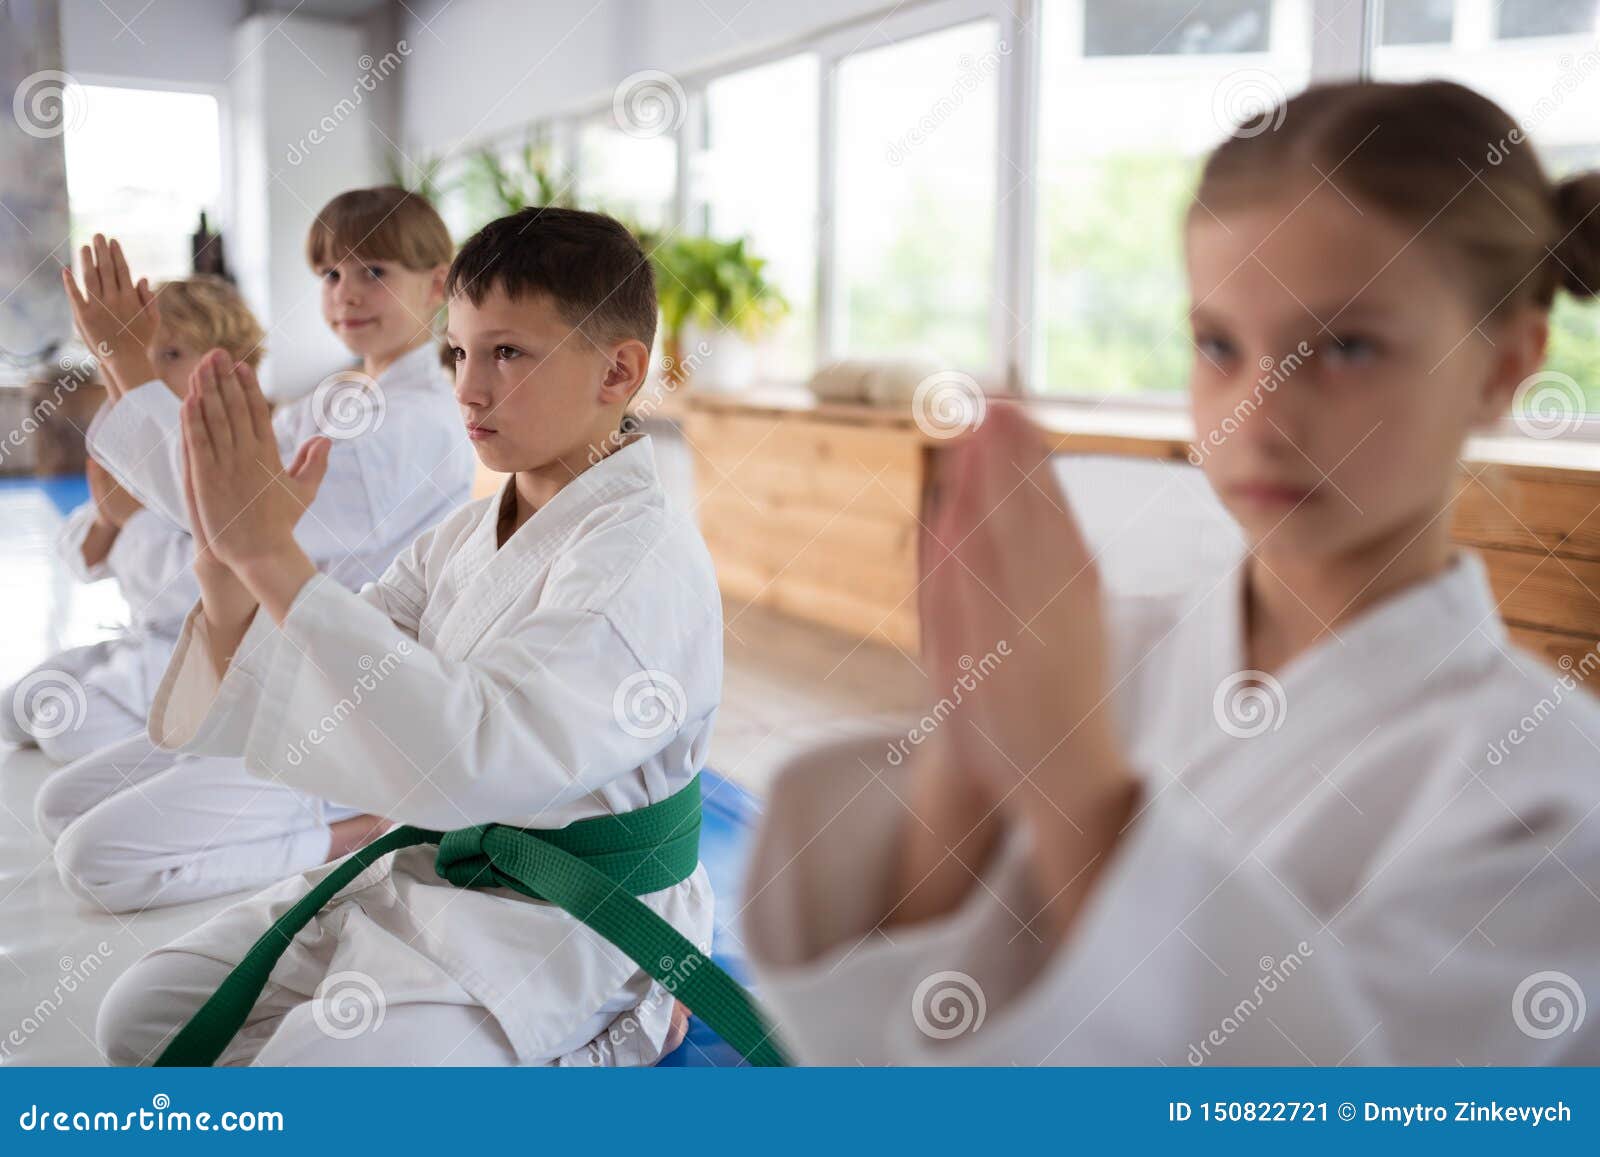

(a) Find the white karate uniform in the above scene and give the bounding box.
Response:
[40,343,475,912]
[743,550,1600,1065]
[96,436,722,1067]
[2,502,196,763]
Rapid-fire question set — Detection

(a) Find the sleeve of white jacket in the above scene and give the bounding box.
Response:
[741,737,1383,1067]
[105,509,196,626]
[158,574,679,829]
[84,382,189,529]
[745,734,1600,1066]
[148,524,434,758]
[143,516,683,830]
[55,503,110,583]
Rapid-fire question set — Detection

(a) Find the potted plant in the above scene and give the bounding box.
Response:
[648,234,788,389]
[460,135,573,226]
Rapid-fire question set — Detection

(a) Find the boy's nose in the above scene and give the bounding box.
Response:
[453,367,491,407]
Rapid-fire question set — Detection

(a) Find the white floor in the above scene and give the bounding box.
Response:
[0,480,928,1066]
[0,449,1239,1064]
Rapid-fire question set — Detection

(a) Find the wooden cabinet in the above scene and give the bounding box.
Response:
[686,405,924,649]
[684,391,1600,671]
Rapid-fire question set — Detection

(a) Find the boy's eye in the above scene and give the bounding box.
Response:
[494,345,522,361]
[448,346,465,363]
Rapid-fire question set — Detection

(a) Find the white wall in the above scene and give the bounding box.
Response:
[230,12,386,395]
[627,0,896,76]
[399,0,631,156]
[398,0,898,155]
[60,0,248,88]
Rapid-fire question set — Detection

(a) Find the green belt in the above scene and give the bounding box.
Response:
[154,776,787,1067]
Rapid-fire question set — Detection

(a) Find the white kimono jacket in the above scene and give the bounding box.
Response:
[50,502,198,721]
[146,436,721,1064]
[743,551,1600,1066]
[85,342,475,592]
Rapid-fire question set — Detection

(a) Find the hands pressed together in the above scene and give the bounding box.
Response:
[894,402,1140,944]
[63,234,161,401]
[179,350,330,672]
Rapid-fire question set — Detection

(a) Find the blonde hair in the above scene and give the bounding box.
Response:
[153,275,265,367]
[305,185,453,272]
[1194,80,1600,319]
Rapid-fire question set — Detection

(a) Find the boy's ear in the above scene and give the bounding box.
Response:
[598,339,651,407]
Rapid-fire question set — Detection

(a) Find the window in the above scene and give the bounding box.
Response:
[63,85,222,282]
[1373,0,1600,413]
[576,116,677,232]
[1031,0,1312,396]
[1380,0,1454,46]
[832,19,1001,371]
[1084,0,1271,55]
[1496,0,1597,40]
[700,54,820,382]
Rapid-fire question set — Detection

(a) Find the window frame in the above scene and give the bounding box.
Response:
[422,0,1600,445]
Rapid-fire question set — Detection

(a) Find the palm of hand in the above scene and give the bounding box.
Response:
[181,351,328,571]
[919,404,1119,803]
[64,235,160,355]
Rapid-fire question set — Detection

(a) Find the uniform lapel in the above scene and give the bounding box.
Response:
[427,437,663,659]
[1164,552,1505,826]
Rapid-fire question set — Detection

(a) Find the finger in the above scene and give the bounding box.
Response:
[109,238,131,294]
[235,361,273,444]
[181,444,202,535]
[180,406,212,549]
[182,392,217,470]
[942,431,987,546]
[135,277,160,328]
[80,244,102,299]
[61,266,87,313]
[91,235,114,295]
[212,357,252,448]
[194,351,236,452]
[286,439,314,477]
[289,436,332,490]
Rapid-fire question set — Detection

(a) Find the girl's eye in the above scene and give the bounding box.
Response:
[494,345,521,361]
[1193,335,1235,368]
[1323,335,1378,366]
[448,346,465,363]
[321,269,339,283]
[365,265,384,280]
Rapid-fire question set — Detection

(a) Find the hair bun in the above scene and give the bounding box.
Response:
[1552,172,1600,301]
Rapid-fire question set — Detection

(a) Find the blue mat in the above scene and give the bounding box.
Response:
[0,472,89,515]
[657,769,764,1067]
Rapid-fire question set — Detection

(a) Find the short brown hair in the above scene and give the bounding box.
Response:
[305,186,453,272]
[1195,80,1600,318]
[444,206,657,350]
[153,276,265,368]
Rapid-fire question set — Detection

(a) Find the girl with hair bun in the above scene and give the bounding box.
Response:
[741,80,1600,1066]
